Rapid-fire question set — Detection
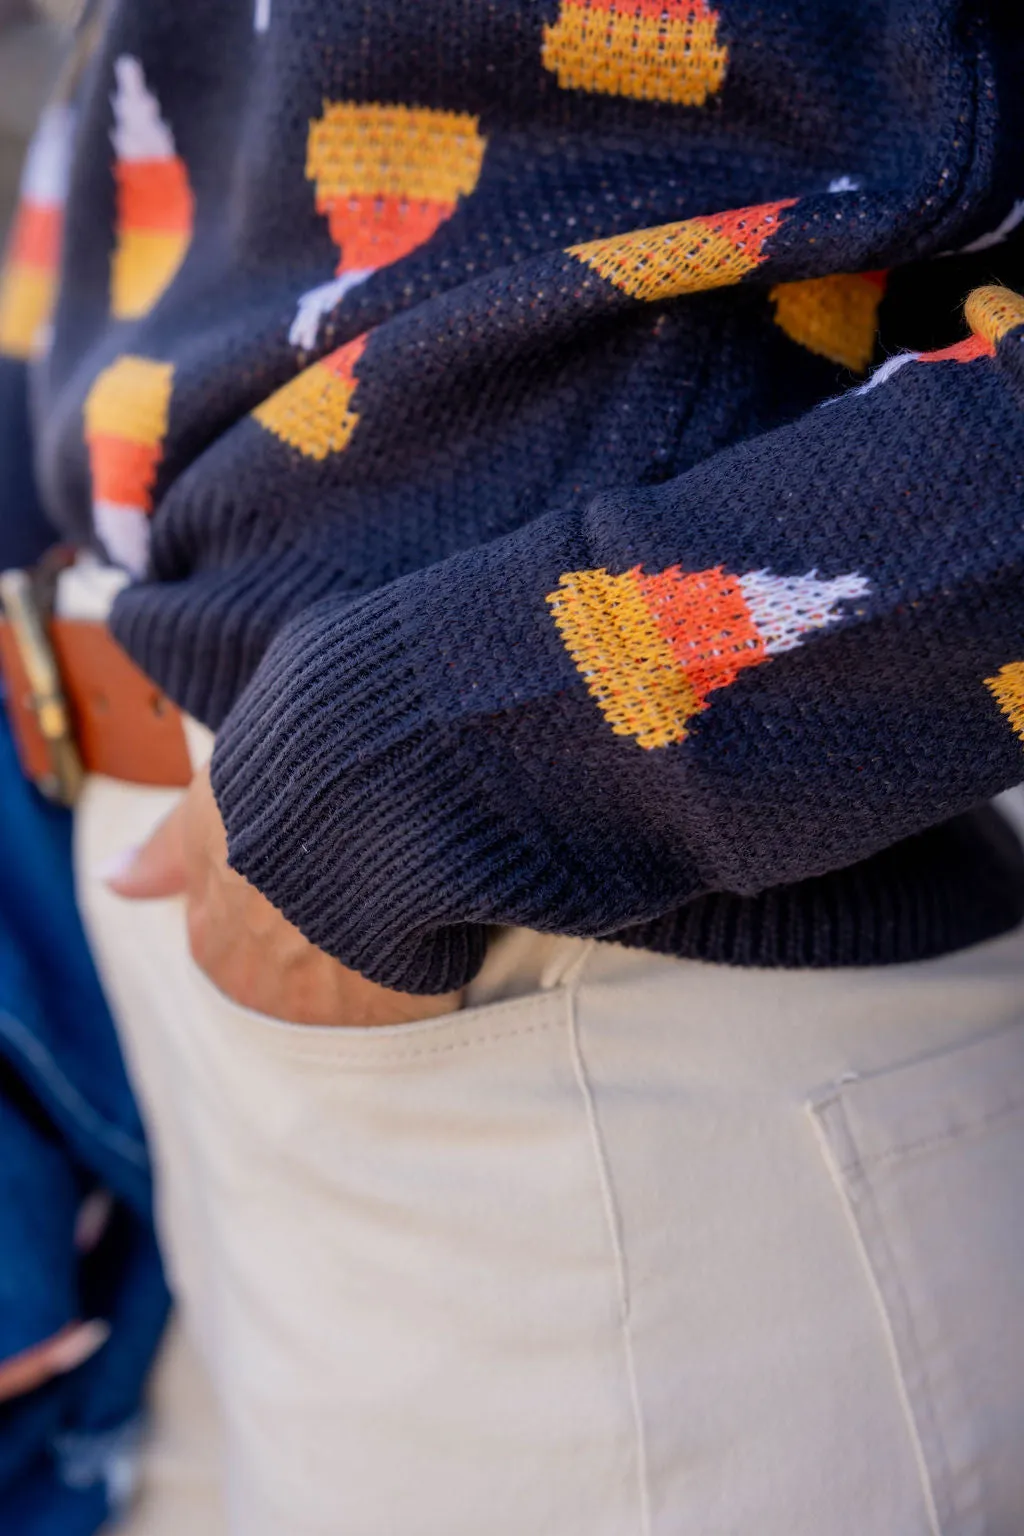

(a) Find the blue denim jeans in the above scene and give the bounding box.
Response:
[0,700,168,1534]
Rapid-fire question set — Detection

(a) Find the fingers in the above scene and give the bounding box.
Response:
[0,1319,110,1404]
[102,795,188,899]
[96,766,462,1027]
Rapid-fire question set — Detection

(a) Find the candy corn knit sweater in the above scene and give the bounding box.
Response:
[3,0,1024,991]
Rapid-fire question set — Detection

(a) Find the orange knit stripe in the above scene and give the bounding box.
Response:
[116,156,193,232]
[9,202,62,268]
[86,434,163,510]
[322,194,455,274]
[912,286,1024,367]
[699,201,794,259]
[917,333,994,365]
[636,565,765,701]
[320,333,368,382]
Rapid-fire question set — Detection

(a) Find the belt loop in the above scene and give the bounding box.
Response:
[540,937,595,992]
[182,717,215,776]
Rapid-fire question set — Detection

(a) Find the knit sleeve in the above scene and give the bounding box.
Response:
[209,285,1024,993]
[0,357,56,571]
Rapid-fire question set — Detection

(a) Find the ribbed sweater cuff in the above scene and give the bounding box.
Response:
[210,587,507,992]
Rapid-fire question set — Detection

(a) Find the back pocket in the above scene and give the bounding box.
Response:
[809,1023,1024,1535]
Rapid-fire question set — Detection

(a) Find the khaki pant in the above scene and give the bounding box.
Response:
[77,773,1024,1535]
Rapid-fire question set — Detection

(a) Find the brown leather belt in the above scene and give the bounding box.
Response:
[0,567,191,803]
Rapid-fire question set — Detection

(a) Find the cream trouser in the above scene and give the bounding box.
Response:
[75,773,1024,1536]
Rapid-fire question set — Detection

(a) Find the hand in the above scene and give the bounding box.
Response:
[106,767,462,1027]
[0,1320,109,1405]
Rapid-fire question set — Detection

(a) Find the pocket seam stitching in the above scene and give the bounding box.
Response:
[814,1091,1024,1175]
[810,1096,951,1534]
[239,996,565,1067]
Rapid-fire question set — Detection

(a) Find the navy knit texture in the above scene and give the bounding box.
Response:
[2,0,1024,988]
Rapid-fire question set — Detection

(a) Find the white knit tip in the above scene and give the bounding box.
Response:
[254,0,271,31]
[739,569,869,654]
[21,103,76,204]
[827,175,861,193]
[851,351,919,398]
[111,55,176,162]
[288,271,373,349]
[93,501,151,579]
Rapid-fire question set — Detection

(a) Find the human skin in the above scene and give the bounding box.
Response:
[106,766,462,1027]
[0,1321,110,1405]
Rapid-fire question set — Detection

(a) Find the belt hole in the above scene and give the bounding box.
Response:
[151,694,167,718]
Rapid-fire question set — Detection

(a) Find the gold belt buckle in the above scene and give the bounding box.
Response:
[0,569,83,807]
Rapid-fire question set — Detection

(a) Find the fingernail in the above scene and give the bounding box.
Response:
[95,846,139,885]
[49,1319,111,1374]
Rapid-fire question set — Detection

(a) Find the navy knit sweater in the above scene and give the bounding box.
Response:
[2,0,1024,991]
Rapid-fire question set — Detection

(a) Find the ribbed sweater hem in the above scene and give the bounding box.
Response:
[194,573,1024,993]
[610,803,1024,969]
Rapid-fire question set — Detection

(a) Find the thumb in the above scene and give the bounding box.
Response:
[102,797,188,899]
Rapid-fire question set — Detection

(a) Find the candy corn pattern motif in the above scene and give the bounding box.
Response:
[290,103,487,348]
[0,105,75,359]
[542,0,728,105]
[253,334,368,459]
[548,563,868,748]
[770,271,886,373]
[83,355,174,576]
[109,56,194,320]
[985,661,1024,746]
[850,283,1024,398]
[569,200,794,303]
[951,284,1024,353]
